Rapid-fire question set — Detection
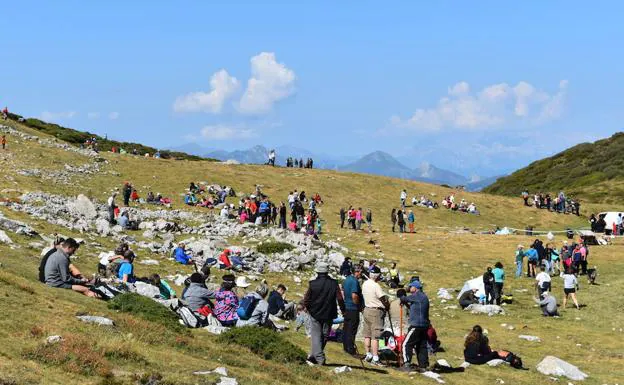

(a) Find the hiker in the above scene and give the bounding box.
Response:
[366,209,373,232]
[342,264,363,356]
[182,273,215,313]
[97,246,125,277]
[339,257,353,277]
[268,149,276,166]
[561,268,580,310]
[214,274,240,327]
[515,245,525,277]
[407,210,415,233]
[388,262,400,288]
[397,209,405,233]
[279,202,287,229]
[123,182,132,206]
[464,325,502,365]
[339,207,346,228]
[348,207,356,230]
[218,249,233,269]
[118,250,136,284]
[522,190,529,206]
[220,205,229,219]
[362,266,390,366]
[117,211,129,229]
[236,282,272,328]
[39,236,66,283]
[1,134,6,150]
[400,189,407,208]
[492,262,505,305]
[303,262,345,366]
[130,189,140,202]
[174,243,194,265]
[355,208,363,230]
[44,238,98,298]
[399,279,430,372]
[150,274,176,299]
[391,208,397,232]
[535,265,551,296]
[525,244,538,278]
[268,284,297,320]
[483,267,495,305]
[459,288,479,309]
[107,192,118,224]
[534,291,559,317]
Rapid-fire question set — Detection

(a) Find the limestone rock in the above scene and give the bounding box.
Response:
[0,230,13,244]
[76,315,115,326]
[67,194,97,219]
[536,356,588,381]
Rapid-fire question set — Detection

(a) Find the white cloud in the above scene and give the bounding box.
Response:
[199,124,256,140]
[87,112,100,120]
[40,111,77,122]
[391,80,568,132]
[174,69,240,114]
[108,112,120,120]
[238,52,296,114]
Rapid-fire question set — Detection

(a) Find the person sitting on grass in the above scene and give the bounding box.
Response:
[463,325,502,364]
[44,238,99,298]
[459,288,480,309]
[218,249,233,269]
[118,250,136,284]
[174,243,194,265]
[213,274,239,327]
[150,274,176,299]
[533,291,559,317]
[236,282,272,328]
[268,284,297,320]
[182,273,215,314]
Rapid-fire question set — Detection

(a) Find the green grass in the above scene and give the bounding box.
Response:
[217,327,307,363]
[108,293,189,335]
[256,241,295,254]
[0,118,623,384]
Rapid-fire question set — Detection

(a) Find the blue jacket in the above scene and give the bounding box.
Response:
[267,290,285,315]
[526,248,538,261]
[401,290,430,328]
[174,247,191,264]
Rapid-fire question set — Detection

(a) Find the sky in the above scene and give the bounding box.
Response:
[2,1,623,177]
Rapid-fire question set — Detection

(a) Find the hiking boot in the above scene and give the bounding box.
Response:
[306,356,318,366]
[364,353,373,363]
[399,363,415,372]
[370,359,385,367]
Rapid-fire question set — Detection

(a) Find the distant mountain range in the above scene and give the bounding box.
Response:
[169,143,502,190]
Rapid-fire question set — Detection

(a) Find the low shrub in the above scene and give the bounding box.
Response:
[217,326,306,364]
[24,335,111,376]
[108,293,188,334]
[256,242,295,255]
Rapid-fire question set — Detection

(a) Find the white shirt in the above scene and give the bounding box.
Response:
[288,194,295,204]
[562,273,577,289]
[400,191,407,200]
[220,207,229,218]
[107,196,115,207]
[362,279,386,308]
[99,253,114,266]
[536,272,551,287]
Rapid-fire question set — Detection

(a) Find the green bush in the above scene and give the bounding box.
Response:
[108,293,188,334]
[256,241,295,254]
[217,327,306,364]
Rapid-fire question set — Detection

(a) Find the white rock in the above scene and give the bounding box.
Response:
[536,356,588,381]
[437,288,453,300]
[95,218,111,236]
[133,282,161,298]
[213,367,228,376]
[76,315,114,326]
[0,230,13,244]
[422,371,445,383]
[67,194,97,219]
[46,335,62,344]
[217,377,238,385]
[464,304,505,316]
[334,366,352,374]
[139,259,160,265]
[519,335,541,342]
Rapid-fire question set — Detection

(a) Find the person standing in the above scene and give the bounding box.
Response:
[400,189,407,209]
[355,208,363,230]
[397,209,405,233]
[340,207,346,228]
[561,268,580,310]
[483,267,495,305]
[391,208,397,232]
[399,280,430,372]
[123,182,132,206]
[365,209,372,232]
[535,265,551,296]
[361,266,390,366]
[107,192,117,224]
[342,265,363,356]
[279,202,287,229]
[515,245,525,278]
[1,134,6,150]
[492,262,505,305]
[303,262,345,366]
[407,210,415,233]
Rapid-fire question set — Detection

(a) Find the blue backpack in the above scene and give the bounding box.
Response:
[237,295,259,320]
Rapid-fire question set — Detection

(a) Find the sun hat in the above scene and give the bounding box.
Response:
[315,262,329,273]
[235,276,251,288]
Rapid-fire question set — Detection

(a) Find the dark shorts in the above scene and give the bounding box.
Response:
[528,260,537,265]
[564,288,576,294]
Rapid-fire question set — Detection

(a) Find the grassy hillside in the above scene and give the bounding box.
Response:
[484,132,624,203]
[1,119,623,385]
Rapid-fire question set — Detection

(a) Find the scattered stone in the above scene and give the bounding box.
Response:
[519,335,541,342]
[217,377,238,385]
[133,282,161,298]
[536,356,588,381]
[333,366,352,374]
[437,288,453,300]
[67,194,97,219]
[0,230,13,244]
[139,259,160,265]
[194,367,228,376]
[46,335,62,344]
[76,315,115,326]
[422,371,445,383]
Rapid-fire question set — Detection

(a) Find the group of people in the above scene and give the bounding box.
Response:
[390,208,415,233]
[411,195,438,209]
[339,207,372,231]
[521,190,580,216]
[285,157,314,168]
[441,195,479,214]
[184,182,233,208]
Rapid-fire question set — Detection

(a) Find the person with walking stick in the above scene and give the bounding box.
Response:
[361,266,390,366]
[398,280,430,373]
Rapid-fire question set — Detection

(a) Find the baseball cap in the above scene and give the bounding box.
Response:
[408,280,422,289]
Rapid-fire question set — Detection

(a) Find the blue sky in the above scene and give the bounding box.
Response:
[2,1,623,176]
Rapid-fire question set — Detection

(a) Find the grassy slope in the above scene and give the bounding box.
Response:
[1,120,623,385]
[484,132,624,203]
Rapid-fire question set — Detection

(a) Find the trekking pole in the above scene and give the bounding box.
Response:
[386,309,400,368]
[398,305,404,366]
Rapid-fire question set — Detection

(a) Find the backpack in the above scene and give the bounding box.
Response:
[236,295,259,320]
[38,250,54,283]
[90,283,125,301]
[177,306,207,328]
[501,350,525,369]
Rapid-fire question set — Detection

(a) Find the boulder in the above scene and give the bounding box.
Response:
[133,282,161,298]
[327,251,345,268]
[95,218,111,236]
[46,335,62,344]
[76,315,115,326]
[0,230,13,244]
[536,356,588,381]
[67,194,97,219]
